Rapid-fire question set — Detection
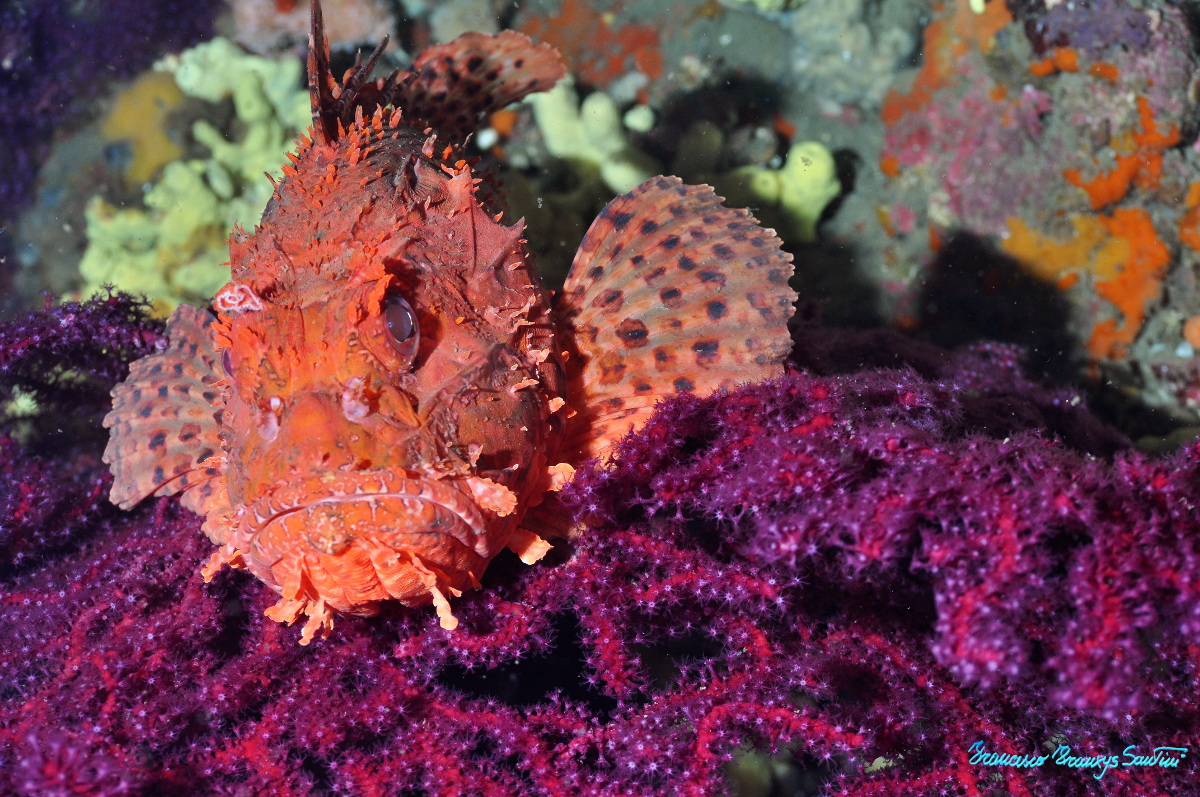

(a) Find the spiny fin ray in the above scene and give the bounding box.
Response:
[308,0,565,145]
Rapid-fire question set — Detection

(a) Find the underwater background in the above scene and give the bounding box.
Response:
[3,0,1200,794]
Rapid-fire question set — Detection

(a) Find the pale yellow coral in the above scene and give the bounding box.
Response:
[79,162,229,316]
[79,38,309,315]
[527,77,661,195]
[716,140,840,243]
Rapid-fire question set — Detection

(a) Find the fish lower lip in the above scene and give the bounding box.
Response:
[242,470,491,557]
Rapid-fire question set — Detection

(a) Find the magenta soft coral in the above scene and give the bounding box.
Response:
[578,345,1200,721]
[0,291,162,427]
[1,294,1198,795]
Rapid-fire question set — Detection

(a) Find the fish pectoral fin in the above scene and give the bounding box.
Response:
[102,303,227,511]
[556,176,797,462]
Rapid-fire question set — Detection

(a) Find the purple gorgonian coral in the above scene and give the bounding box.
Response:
[0,294,1196,796]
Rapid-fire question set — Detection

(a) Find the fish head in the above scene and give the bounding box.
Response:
[210,123,565,629]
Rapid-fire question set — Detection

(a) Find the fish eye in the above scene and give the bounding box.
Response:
[358,281,422,373]
[384,294,419,356]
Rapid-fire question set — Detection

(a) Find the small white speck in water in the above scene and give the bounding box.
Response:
[475,128,499,149]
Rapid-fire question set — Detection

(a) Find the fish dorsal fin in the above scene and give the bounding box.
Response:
[388,31,565,142]
[308,0,564,145]
[307,0,391,145]
[102,304,227,514]
[557,176,797,462]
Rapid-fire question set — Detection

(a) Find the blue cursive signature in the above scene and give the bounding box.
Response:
[967,741,1188,780]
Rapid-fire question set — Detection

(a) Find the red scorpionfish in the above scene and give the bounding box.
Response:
[103,0,797,644]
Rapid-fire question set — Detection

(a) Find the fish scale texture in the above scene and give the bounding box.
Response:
[1,294,1198,796]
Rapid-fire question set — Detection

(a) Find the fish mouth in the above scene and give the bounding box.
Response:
[236,470,498,614]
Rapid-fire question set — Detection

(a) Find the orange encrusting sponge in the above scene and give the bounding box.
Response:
[1002,209,1170,360]
[1177,181,1200,252]
[1029,47,1079,77]
[1062,97,1180,210]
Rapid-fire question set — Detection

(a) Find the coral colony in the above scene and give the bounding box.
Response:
[1,294,1197,795]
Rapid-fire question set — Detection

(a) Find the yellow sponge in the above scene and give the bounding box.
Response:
[717,141,840,243]
[100,71,185,185]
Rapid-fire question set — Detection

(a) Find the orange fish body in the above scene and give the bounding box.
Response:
[103,0,797,643]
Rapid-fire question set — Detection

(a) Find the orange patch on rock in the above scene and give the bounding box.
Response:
[1003,215,1118,283]
[1063,156,1141,209]
[1055,272,1080,291]
[1062,97,1180,210]
[1183,316,1200,349]
[1002,210,1170,360]
[489,108,519,138]
[1088,62,1120,83]
[882,14,954,127]
[882,0,1011,127]
[950,0,1012,53]
[1029,46,1079,76]
[1090,209,1171,359]
[519,0,663,88]
[1030,55,1055,76]
[773,115,796,141]
[1178,181,1200,252]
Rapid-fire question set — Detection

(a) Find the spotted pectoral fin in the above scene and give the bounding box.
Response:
[390,31,566,142]
[557,176,797,462]
[102,303,227,512]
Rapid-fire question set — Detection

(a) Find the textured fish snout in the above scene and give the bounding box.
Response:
[240,471,500,642]
[268,391,363,468]
[253,386,418,477]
